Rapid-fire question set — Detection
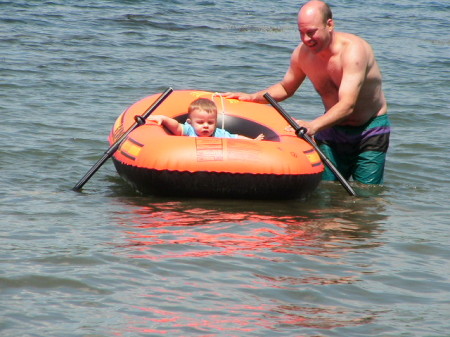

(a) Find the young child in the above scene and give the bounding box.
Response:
[148,98,264,140]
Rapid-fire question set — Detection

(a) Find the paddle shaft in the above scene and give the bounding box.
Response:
[263,93,357,197]
[73,87,174,191]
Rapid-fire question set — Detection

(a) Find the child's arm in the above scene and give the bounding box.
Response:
[147,115,183,135]
[236,133,264,141]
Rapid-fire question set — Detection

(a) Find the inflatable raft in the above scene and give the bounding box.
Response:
[109,90,324,199]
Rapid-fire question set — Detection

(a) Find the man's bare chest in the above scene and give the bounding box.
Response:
[308,71,341,97]
[303,56,342,91]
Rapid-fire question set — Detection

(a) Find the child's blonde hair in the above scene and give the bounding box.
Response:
[188,98,217,117]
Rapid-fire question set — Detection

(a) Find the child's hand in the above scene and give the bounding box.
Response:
[146,115,164,125]
[254,133,264,141]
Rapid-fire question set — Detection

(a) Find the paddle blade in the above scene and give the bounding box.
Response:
[72,87,174,191]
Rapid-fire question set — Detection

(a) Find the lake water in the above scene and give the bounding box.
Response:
[1,1,449,336]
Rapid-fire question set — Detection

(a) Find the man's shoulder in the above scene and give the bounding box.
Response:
[336,31,369,49]
[334,32,373,62]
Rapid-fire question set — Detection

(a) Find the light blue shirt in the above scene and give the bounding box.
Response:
[182,122,239,138]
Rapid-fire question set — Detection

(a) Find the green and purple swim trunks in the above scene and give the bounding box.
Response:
[314,114,391,184]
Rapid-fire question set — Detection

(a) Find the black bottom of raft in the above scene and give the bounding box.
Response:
[113,160,322,200]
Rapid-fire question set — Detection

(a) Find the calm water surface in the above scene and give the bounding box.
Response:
[1,1,449,336]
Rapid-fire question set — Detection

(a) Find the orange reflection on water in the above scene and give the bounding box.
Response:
[118,203,324,261]
[110,200,383,336]
[129,304,264,334]
[117,302,375,336]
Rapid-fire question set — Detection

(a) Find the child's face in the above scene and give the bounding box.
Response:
[188,109,217,137]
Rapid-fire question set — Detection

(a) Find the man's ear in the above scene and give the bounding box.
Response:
[186,118,192,124]
[327,18,334,31]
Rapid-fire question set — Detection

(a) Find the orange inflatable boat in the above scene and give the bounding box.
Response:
[108,90,324,199]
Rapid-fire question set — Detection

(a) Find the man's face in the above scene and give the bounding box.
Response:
[298,11,333,53]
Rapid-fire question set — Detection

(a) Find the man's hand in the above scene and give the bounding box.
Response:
[285,119,317,136]
[222,92,255,101]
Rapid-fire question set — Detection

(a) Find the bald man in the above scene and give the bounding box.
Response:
[224,1,390,184]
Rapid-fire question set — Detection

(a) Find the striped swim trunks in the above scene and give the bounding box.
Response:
[315,114,391,184]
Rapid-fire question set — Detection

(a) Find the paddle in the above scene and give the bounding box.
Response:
[263,93,357,197]
[73,87,174,191]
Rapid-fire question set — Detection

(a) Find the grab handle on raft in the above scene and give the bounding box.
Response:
[263,93,357,197]
[72,87,174,191]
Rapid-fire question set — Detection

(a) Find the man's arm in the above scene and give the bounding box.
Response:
[306,42,368,135]
[223,46,306,103]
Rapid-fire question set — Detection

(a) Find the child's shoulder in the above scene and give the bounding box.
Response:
[214,128,237,138]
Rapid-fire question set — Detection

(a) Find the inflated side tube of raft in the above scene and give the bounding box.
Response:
[108,90,324,199]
